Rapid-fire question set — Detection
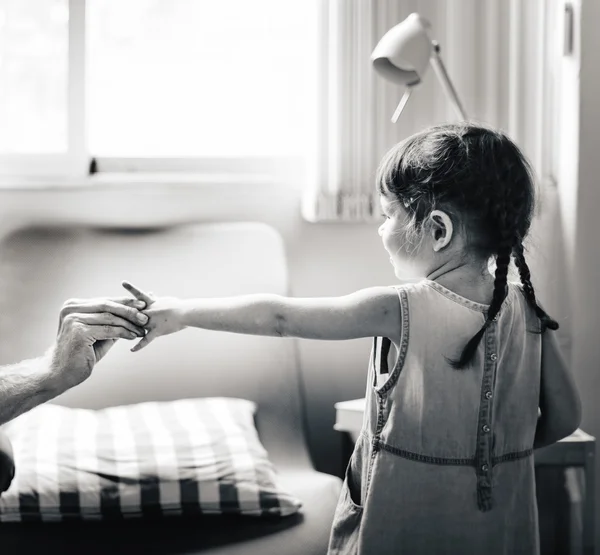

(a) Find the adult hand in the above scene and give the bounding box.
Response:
[49,296,149,391]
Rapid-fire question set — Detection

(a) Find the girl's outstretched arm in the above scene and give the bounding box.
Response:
[122,281,401,352]
[534,329,582,449]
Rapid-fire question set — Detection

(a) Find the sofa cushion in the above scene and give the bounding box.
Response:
[0,397,302,521]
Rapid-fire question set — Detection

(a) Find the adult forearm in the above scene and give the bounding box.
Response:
[180,294,284,337]
[0,350,63,426]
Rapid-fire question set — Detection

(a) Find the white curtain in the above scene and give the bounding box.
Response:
[301,0,558,224]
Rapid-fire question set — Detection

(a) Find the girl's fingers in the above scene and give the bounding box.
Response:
[130,331,156,352]
[99,296,146,308]
[122,281,155,305]
[113,296,147,310]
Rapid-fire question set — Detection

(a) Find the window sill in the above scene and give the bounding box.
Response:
[0,172,279,192]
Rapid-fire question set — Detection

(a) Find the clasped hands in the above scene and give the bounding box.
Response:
[51,280,181,392]
[121,280,185,352]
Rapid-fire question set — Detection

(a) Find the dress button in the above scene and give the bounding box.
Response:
[490,353,498,361]
[485,391,493,400]
[481,464,489,472]
[482,424,491,433]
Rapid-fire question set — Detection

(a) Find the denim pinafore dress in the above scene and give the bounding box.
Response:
[327,280,541,555]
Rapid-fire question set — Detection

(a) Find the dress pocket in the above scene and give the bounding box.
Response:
[327,454,364,554]
[344,451,364,510]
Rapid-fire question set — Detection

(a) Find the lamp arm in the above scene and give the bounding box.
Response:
[430,42,468,120]
[391,87,414,124]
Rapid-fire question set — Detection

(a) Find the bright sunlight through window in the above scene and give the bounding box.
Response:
[0,0,318,165]
[0,0,69,154]
[88,0,318,158]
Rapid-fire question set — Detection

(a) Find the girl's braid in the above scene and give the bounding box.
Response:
[513,243,559,332]
[449,150,515,369]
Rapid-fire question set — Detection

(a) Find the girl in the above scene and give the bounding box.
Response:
[122,122,581,555]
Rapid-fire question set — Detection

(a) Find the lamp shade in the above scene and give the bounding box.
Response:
[371,13,433,86]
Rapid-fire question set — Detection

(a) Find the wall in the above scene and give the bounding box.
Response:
[564,0,600,548]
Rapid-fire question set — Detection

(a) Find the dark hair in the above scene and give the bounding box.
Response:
[377,122,558,369]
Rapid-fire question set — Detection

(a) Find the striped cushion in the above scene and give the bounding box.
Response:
[0,397,302,521]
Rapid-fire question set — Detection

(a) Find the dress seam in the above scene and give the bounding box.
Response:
[375,287,410,396]
[366,435,533,467]
[422,280,516,314]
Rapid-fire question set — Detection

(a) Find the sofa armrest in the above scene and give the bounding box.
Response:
[0,430,15,493]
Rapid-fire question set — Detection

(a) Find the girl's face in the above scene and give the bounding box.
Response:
[378,194,428,280]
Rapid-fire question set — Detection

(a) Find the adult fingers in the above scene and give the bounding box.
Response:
[63,296,146,309]
[122,281,155,306]
[80,323,139,342]
[111,296,147,309]
[60,298,147,327]
[130,331,157,352]
[64,312,147,337]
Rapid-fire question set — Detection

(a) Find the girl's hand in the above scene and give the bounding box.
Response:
[122,281,186,352]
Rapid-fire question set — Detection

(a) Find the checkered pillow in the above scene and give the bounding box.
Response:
[0,397,301,522]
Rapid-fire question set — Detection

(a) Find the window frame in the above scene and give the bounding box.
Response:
[0,0,86,177]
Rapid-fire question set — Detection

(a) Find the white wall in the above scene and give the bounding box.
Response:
[564,0,600,548]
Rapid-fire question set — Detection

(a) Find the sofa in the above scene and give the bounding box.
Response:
[0,221,342,554]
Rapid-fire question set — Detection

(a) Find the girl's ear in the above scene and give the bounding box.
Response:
[429,210,453,252]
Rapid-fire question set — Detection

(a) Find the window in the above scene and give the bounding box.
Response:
[0,0,318,177]
[0,0,69,154]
